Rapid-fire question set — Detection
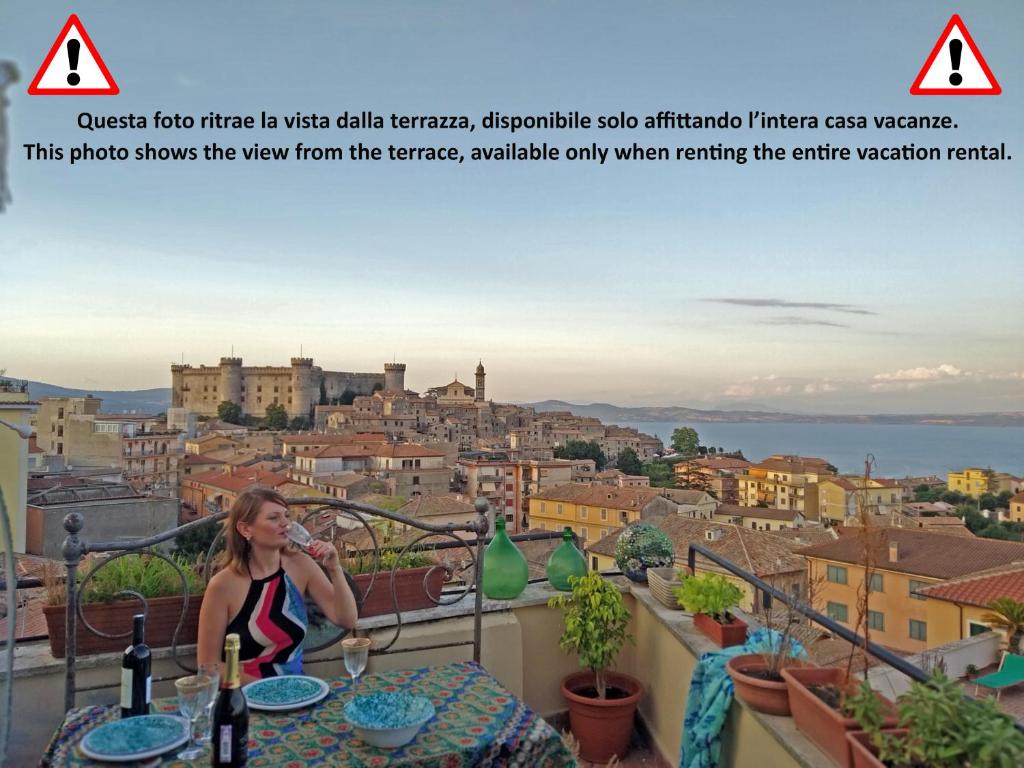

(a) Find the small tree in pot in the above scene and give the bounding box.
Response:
[549,572,642,763]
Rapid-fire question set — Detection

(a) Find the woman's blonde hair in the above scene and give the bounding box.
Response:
[221,487,290,574]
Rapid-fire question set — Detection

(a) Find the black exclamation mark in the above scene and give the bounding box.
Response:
[948,39,963,86]
[66,39,81,86]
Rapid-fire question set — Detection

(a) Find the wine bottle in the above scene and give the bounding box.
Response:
[211,633,249,767]
[119,613,151,718]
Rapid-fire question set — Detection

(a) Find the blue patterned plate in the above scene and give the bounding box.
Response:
[79,714,189,762]
[242,675,330,711]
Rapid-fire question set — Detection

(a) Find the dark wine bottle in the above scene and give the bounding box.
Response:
[119,613,151,718]
[211,633,249,766]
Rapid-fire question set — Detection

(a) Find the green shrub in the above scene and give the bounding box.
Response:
[674,572,743,621]
[51,554,205,606]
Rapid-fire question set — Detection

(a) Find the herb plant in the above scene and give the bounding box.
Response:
[674,573,743,622]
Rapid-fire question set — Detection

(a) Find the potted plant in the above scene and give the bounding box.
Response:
[42,553,205,657]
[845,671,1024,767]
[983,596,1024,653]
[613,522,674,583]
[343,546,445,618]
[548,571,642,763]
[675,572,747,647]
[726,578,817,715]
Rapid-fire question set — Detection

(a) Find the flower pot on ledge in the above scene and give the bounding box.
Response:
[561,670,643,763]
[726,654,812,716]
[42,593,203,658]
[693,611,747,648]
[781,667,897,768]
[353,565,445,618]
[847,730,909,768]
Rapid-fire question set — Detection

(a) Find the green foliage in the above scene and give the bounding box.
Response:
[641,460,675,488]
[553,439,607,471]
[983,597,1024,653]
[216,400,243,424]
[670,427,700,456]
[613,522,674,577]
[343,547,435,576]
[852,671,1024,767]
[68,554,204,606]
[675,460,713,493]
[264,402,288,430]
[674,573,743,622]
[173,519,222,561]
[288,416,310,431]
[319,380,328,406]
[616,447,643,476]
[548,572,633,699]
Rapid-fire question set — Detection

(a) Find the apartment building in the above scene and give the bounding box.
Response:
[817,477,902,524]
[737,455,835,519]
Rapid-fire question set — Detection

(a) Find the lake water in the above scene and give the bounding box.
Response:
[623,421,1024,477]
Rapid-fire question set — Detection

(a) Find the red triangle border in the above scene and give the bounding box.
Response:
[27,14,119,96]
[909,14,1001,96]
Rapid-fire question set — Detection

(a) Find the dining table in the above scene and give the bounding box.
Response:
[42,660,577,767]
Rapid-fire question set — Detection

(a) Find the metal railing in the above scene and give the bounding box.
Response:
[53,496,500,713]
[686,542,1024,734]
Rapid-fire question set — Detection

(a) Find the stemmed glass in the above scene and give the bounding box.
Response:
[342,636,371,693]
[175,671,217,760]
[193,663,220,747]
[287,520,314,551]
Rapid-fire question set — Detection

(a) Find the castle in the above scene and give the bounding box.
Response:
[171,357,400,419]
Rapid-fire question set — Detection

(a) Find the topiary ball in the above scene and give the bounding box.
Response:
[614,522,674,583]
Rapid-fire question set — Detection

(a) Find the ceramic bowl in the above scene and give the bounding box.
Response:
[343,692,435,749]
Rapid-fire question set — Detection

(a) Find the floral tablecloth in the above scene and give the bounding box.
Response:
[42,661,577,767]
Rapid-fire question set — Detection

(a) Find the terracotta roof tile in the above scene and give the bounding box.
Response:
[919,563,1024,607]
[531,483,660,510]
[714,503,803,522]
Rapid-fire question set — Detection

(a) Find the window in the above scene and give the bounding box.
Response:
[580,527,588,542]
[505,513,514,522]
[57,426,63,437]
[412,476,420,485]
[867,610,885,631]
[826,602,848,622]
[57,442,63,455]
[908,580,929,600]
[619,510,628,523]
[868,573,884,592]
[827,565,848,585]
[909,620,927,641]
[274,386,279,393]
[540,502,546,514]
[505,484,513,492]
[580,506,588,519]
[751,522,757,529]
[557,504,563,515]
[969,622,990,637]
[600,508,607,521]
[58,408,64,419]
[591,556,599,571]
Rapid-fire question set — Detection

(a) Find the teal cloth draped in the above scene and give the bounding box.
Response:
[679,628,805,768]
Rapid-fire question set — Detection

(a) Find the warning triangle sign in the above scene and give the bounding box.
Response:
[910,14,1000,95]
[27,14,119,96]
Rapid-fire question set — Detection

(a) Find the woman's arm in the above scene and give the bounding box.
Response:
[196,575,231,671]
[302,542,359,629]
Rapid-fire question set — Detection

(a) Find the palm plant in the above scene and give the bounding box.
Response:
[983,597,1024,653]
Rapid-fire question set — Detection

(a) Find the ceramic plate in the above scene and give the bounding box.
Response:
[79,714,189,763]
[242,675,330,711]
[343,692,435,730]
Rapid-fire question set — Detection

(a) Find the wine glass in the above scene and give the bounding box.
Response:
[193,663,220,746]
[175,672,217,760]
[342,637,371,692]
[287,520,314,550]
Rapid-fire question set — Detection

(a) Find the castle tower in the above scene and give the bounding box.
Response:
[290,357,315,419]
[384,362,407,393]
[475,360,485,402]
[218,357,243,408]
[170,364,191,408]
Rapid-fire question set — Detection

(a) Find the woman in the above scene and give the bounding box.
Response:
[197,488,359,682]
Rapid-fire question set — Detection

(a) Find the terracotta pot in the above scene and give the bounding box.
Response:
[847,730,909,768]
[352,565,445,618]
[43,593,203,658]
[693,611,747,648]
[781,667,897,768]
[726,654,812,716]
[562,671,643,763]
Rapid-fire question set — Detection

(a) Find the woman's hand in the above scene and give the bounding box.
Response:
[307,539,340,570]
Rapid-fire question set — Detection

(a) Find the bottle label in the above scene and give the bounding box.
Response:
[218,725,232,762]
[120,668,132,710]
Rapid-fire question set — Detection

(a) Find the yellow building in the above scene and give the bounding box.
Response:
[817,477,902,524]
[527,483,675,549]
[800,528,1024,652]
[0,385,36,553]
[1010,492,1024,524]
[920,563,1024,647]
[947,468,996,498]
[736,455,835,519]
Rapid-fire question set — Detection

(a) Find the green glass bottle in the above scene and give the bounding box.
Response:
[482,515,529,599]
[546,527,587,591]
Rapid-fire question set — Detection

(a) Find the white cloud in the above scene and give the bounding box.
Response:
[872,364,964,382]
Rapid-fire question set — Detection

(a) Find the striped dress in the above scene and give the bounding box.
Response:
[226,566,306,679]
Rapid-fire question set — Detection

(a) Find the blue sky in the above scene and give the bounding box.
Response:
[1,1,1021,413]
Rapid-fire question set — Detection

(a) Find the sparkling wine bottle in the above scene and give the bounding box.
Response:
[211,633,249,766]
[120,613,151,718]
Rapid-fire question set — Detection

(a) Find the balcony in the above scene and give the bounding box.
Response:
[3,513,1018,767]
